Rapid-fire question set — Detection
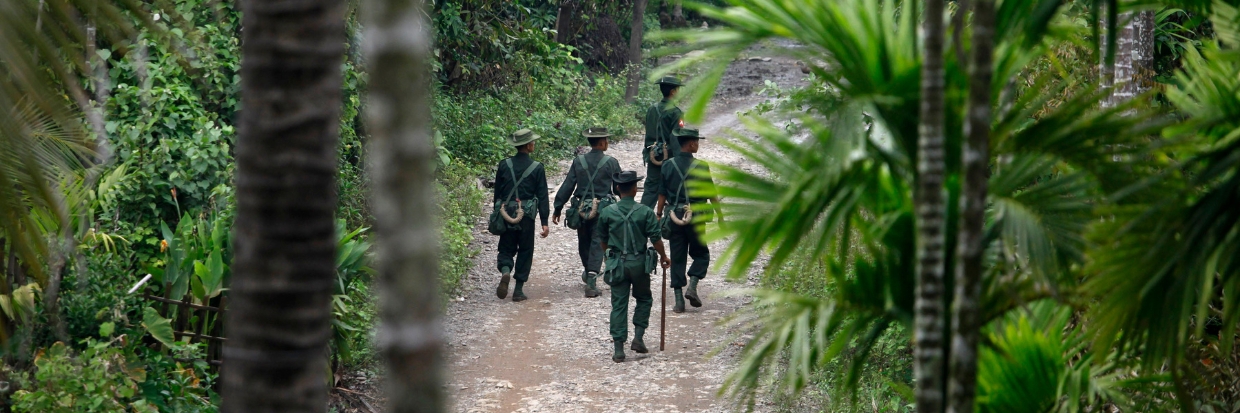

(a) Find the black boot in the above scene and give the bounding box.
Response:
[584,271,601,298]
[613,340,625,363]
[496,267,511,299]
[631,328,648,353]
[685,276,702,308]
[673,288,686,313]
[512,281,527,302]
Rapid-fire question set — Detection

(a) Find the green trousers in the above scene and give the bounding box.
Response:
[640,163,662,208]
[496,218,535,282]
[667,220,709,289]
[609,259,653,343]
[576,217,603,275]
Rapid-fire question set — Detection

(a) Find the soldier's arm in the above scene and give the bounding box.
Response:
[553,160,578,216]
[702,164,723,223]
[647,212,670,266]
[537,166,550,226]
[597,215,610,252]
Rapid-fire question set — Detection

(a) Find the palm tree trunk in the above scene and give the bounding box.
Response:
[624,0,648,103]
[361,0,445,411]
[948,0,993,412]
[222,0,346,411]
[915,0,948,411]
[1103,10,1154,107]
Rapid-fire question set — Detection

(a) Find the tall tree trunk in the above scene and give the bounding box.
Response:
[915,0,948,412]
[222,0,346,411]
[554,1,574,43]
[361,0,445,412]
[1102,10,1154,107]
[672,0,684,27]
[624,0,648,103]
[948,0,993,412]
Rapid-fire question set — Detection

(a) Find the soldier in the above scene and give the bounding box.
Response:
[657,128,721,313]
[640,76,685,209]
[552,127,622,298]
[493,129,550,302]
[596,171,671,363]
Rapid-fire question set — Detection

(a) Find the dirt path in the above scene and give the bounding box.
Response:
[442,45,808,413]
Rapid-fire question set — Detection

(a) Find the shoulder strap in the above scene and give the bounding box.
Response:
[582,154,611,200]
[668,158,692,206]
[618,206,641,255]
[504,160,540,203]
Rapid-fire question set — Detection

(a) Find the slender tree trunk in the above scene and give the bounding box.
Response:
[222,0,346,411]
[361,0,445,412]
[1102,10,1154,107]
[948,0,993,412]
[672,0,684,27]
[554,1,574,43]
[915,0,948,412]
[624,0,648,103]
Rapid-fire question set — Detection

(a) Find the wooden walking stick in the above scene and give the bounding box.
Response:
[660,267,667,351]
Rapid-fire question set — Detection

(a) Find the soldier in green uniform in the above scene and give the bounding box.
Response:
[640,76,685,209]
[552,127,623,298]
[596,171,671,362]
[657,128,722,313]
[493,129,550,302]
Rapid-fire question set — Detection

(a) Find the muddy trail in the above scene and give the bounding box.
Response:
[439,45,809,413]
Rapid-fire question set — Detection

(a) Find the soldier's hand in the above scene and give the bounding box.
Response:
[552,214,561,225]
[540,226,550,238]
[660,257,671,269]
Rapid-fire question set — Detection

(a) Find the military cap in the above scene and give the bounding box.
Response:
[582,127,612,138]
[672,128,704,139]
[612,170,644,184]
[507,128,540,146]
[656,76,684,86]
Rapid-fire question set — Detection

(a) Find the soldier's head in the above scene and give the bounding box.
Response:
[657,76,684,99]
[612,171,643,196]
[674,128,703,154]
[509,129,539,154]
[583,127,612,151]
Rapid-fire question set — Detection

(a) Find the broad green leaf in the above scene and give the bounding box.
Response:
[142,307,176,348]
[99,322,115,337]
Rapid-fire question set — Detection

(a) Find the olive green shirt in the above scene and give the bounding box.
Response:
[553,149,622,215]
[492,152,550,226]
[595,196,661,255]
[660,152,717,208]
[643,99,684,164]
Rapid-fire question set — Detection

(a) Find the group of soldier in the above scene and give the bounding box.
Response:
[488,76,722,363]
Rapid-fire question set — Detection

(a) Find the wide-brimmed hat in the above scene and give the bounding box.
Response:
[672,128,704,140]
[656,76,684,86]
[507,128,540,146]
[582,127,612,139]
[612,170,644,184]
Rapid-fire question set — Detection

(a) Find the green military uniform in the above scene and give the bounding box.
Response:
[595,171,663,362]
[493,129,550,301]
[661,128,717,311]
[641,76,685,209]
[553,127,622,297]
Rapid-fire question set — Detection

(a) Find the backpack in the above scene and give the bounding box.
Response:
[487,159,541,235]
[565,154,614,229]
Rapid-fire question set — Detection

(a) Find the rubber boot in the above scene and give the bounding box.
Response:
[584,272,601,298]
[496,267,511,299]
[613,340,626,363]
[512,281,528,302]
[631,328,648,353]
[673,288,686,313]
[685,276,702,308]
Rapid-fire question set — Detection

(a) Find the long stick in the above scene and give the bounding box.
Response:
[660,267,667,351]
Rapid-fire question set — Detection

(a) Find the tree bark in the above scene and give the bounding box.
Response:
[672,0,684,27]
[1102,10,1154,107]
[624,0,648,103]
[222,0,346,411]
[948,0,993,412]
[554,1,573,43]
[915,0,948,412]
[361,0,445,412]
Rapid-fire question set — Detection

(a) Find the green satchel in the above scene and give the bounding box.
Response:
[487,159,540,235]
